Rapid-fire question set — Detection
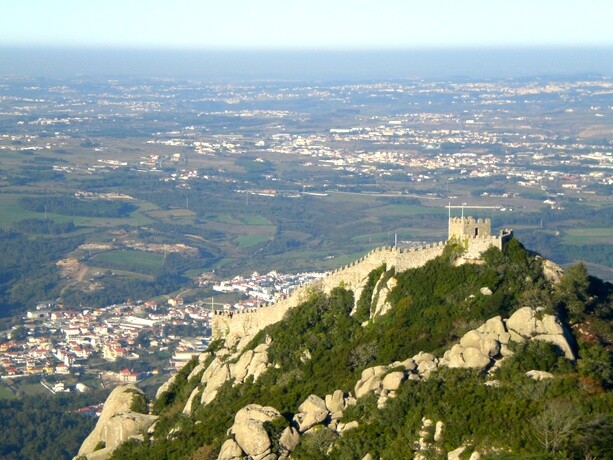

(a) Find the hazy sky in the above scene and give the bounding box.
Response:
[2,0,613,49]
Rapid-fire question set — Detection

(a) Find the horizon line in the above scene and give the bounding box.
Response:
[2,44,613,53]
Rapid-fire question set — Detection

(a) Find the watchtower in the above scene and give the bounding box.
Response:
[448,216,492,240]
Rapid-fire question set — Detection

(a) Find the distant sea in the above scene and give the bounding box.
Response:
[0,47,612,81]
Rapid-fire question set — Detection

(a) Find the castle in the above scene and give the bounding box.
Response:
[448,216,513,259]
[212,217,513,346]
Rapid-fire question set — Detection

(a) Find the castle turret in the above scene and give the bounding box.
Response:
[448,216,491,240]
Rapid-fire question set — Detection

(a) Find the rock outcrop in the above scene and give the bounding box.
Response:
[294,395,329,433]
[505,307,574,359]
[212,304,574,459]
[371,275,397,318]
[440,308,574,370]
[155,374,177,400]
[279,426,300,455]
[200,358,230,405]
[186,342,271,413]
[218,439,244,460]
[542,258,564,284]
[526,370,555,381]
[440,317,507,370]
[218,404,282,460]
[353,356,432,408]
[77,385,158,460]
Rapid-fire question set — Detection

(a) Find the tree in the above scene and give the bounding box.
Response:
[10,326,28,341]
[518,279,554,311]
[530,400,580,455]
[135,331,151,349]
[556,263,590,322]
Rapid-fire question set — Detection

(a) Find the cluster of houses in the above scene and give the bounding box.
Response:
[212,270,326,308]
[1,268,324,381]
[0,299,211,379]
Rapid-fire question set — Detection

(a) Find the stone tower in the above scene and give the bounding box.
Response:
[448,216,492,240]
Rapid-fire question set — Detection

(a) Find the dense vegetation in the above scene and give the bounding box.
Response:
[0,224,206,312]
[0,229,84,315]
[11,218,77,235]
[332,367,611,459]
[0,390,107,460]
[111,239,612,459]
[60,274,170,307]
[20,196,137,218]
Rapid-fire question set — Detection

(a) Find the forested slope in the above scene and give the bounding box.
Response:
[102,240,612,460]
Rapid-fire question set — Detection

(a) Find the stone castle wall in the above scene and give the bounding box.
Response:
[211,242,447,345]
[449,217,491,240]
[462,230,513,260]
[211,218,512,347]
[211,286,310,344]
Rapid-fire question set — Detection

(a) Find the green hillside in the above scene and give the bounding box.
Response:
[110,240,612,460]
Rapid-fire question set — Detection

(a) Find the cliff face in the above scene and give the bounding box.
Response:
[77,384,158,460]
[86,239,612,460]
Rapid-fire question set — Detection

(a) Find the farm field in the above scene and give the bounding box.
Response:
[90,250,166,275]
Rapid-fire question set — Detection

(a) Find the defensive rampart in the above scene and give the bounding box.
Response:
[461,230,513,260]
[211,242,447,345]
[211,221,513,347]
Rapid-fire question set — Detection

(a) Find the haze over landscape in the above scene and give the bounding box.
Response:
[1,0,612,79]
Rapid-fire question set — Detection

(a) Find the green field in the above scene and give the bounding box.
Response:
[0,194,50,225]
[91,250,165,274]
[0,193,154,227]
[351,228,446,245]
[0,383,16,399]
[146,208,195,223]
[368,203,446,217]
[210,214,244,225]
[562,228,612,245]
[236,234,270,249]
[242,215,272,225]
[208,214,272,226]
[10,380,49,397]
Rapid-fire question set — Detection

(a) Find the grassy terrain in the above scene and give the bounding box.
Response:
[367,203,446,217]
[0,383,16,399]
[146,208,195,222]
[0,194,156,227]
[236,234,271,249]
[86,267,155,281]
[0,194,52,225]
[351,229,445,245]
[241,215,272,225]
[203,221,277,236]
[91,250,165,275]
[562,227,612,245]
[210,214,244,225]
[11,380,50,397]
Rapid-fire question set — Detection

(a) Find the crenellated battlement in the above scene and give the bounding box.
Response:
[449,216,492,240]
[212,217,512,346]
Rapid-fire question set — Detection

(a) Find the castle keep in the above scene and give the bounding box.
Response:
[449,216,492,240]
[448,217,513,259]
[212,217,513,346]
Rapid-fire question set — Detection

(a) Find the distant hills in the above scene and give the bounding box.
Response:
[2,47,613,79]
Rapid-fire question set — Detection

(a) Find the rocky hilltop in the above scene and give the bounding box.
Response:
[79,234,612,460]
[77,384,158,459]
